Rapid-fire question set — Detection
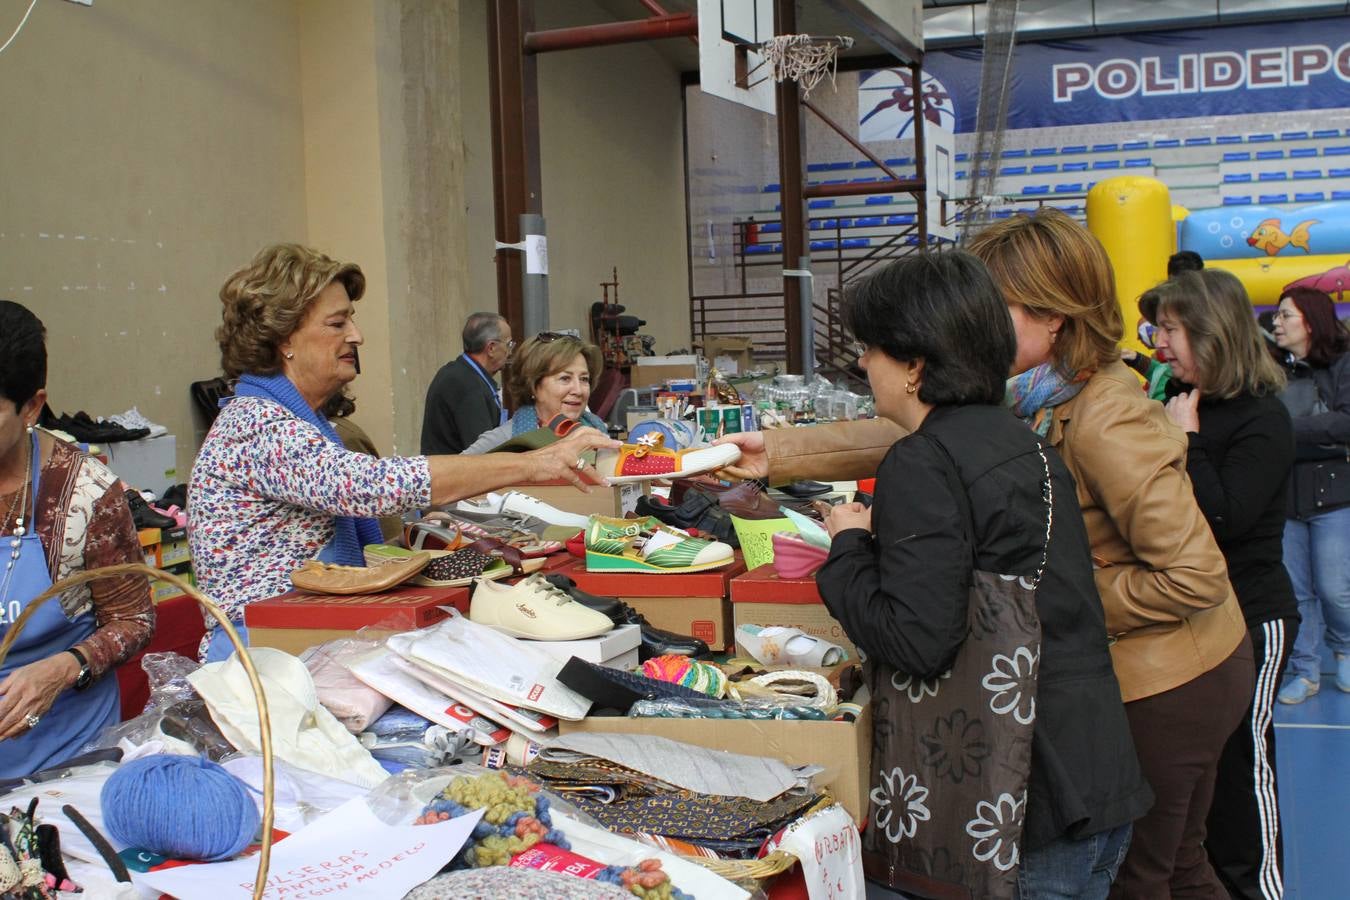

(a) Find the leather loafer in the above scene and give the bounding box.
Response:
[544,573,711,661]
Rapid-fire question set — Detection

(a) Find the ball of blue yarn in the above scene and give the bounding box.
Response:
[100,755,260,861]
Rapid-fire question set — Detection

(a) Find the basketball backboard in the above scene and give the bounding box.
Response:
[698,0,777,116]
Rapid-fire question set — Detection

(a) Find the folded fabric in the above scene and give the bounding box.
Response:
[386,611,592,720]
[301,640,393,733]
[187,647,389,788]
[770,531,830,579]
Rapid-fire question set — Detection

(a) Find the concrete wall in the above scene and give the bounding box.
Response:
[0,0,308,479]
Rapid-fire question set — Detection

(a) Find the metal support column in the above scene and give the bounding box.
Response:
[487,0,543,338]
[774,0,807,375]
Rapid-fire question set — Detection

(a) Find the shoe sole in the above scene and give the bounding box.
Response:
[1277,686,1319,704]
[584,548,733,574]
[600,446,742,485]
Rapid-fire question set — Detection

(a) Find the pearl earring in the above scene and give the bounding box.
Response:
[905,382,917,394]
[285,352,294,359]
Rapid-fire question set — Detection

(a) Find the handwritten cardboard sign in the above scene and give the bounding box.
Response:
[137,798,484,899]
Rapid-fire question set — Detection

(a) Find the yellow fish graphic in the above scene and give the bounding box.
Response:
[1247,218,1318,256]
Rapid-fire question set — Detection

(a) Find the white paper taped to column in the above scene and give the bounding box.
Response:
[524,234,548,274]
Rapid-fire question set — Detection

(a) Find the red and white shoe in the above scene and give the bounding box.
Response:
[594,433,741,484]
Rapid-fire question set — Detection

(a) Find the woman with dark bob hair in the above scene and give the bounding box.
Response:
[1270,286,1350,705]
[0,300,154,777]
[461,332,606,454]
[1141,269,1297,899]
[814,252,1149,898]
[190,244,615,660]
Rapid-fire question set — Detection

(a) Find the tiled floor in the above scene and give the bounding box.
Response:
[1275,677,1350,899]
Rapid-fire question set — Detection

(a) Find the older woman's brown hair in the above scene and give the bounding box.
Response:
[966,208,1124,375]
[505,333,602,409]
[216,243,365,378]
[1141,269,1285,399]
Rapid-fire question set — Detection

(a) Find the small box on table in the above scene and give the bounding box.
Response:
[730,564,858,660]
[556,554,746,652]
[532,623,641,669]
[243,584,470,656]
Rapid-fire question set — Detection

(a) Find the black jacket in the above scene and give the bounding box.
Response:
[420,355,502,455]
[1278,351,1350,519]
[1184,393,1298,627]
[818,404,1152,851]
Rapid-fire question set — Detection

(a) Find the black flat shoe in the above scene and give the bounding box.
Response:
[544,573,711,661]
[777,480,832,499]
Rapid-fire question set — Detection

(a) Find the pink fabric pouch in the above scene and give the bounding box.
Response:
[771,531,830,579]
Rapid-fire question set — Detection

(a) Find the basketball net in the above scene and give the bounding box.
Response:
[758,34,854,97]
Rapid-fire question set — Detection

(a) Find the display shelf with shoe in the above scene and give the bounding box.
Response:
[729,564,858,661]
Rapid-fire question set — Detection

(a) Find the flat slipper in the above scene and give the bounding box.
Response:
[592,433,741,484]
[290,551,431,594]
[734,624,847,667]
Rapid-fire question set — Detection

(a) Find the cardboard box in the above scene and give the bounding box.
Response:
[158,526,190,567]
[702,336,754,375]
[244,584,470,655]
[532,624,642,668]
[625,594,731,651]
[559,689,873,824]
[498,482,643,519]
[150,561,192,604]
[632,355,700,389]
[730,565,857,660]
[103,434,178,495]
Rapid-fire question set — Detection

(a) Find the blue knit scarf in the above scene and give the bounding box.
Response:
[510,404,607,436]
[232,373,382,566]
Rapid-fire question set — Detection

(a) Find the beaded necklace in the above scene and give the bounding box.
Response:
[0,431,33,604]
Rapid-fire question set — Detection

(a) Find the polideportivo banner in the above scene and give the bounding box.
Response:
[859,17,1350,139]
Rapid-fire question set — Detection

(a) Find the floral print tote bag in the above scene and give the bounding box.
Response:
[861,437,1051,899]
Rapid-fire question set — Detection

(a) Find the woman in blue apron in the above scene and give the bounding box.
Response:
[0,301,154,778]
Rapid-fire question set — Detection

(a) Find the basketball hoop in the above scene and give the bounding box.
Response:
[756,34,854,97]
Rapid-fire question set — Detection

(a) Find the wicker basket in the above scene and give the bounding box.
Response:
[0,562,276,900]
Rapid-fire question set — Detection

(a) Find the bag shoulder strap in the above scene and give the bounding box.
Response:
[917,429,1054,587]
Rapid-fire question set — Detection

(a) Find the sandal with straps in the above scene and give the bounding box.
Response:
[420,511,564,558]
[366,538,545,587]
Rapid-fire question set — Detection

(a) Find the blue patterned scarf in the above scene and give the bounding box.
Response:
[232,373,382,566]
[510,404,607,436]
[1005,363,1088,437]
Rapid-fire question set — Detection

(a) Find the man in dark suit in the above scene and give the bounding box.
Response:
[420,312,514,454]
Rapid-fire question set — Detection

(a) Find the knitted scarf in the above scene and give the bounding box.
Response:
[510,404,607,436]
[1005,363,1088,437]
[232,373,382,566]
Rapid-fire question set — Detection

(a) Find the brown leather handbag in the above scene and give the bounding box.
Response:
[862,435,1051,899]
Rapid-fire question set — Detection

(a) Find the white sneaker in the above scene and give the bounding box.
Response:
[470,574,613,640]
[499,490,589,529]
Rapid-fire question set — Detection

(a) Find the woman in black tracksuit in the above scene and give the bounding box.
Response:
[1141,269,1298,900]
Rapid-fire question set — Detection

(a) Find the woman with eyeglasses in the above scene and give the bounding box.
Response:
[1270,287,1350,705]
[189,246,616,661]
[1140,270,1297,900]
[460,332,608,454]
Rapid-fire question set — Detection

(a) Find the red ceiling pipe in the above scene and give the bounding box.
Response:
[523,13,698,53]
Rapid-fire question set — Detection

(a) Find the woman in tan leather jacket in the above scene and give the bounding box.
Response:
[722,210,1254,898]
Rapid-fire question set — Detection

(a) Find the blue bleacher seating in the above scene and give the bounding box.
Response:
[821,179,847,185]
[1154,139,1181,148]
[1331,167,1350,178]
[760,222,781,233]
[1216,135,1242,144]
[1224,196,1252,205]
[955,171,968,180]
[1312,129,1340,139]
[809,240,837,251]
[1022,185,1050,195]
[1061,145,1087,154]
[1295,192,1326,203]
[1124,158,1151,168]
[763,183,780,193]
[1055,183,1083,193]
[1031,147,1056,157]
[999,166,1027,176]
[1185,137,1212,146]
[808,199,835,209]
[1291,148,1318,158]
[1256,150,1285,160]
[1325,146,1350,156]
[994,210,1014,218]
[1333,191,1350,200]
[1002,149,1027,158]
[1092,160,1121,170]
[1092,143,1119,152]
[826,162,851,171]
[954,153,969,163]
[1248,133,1275,142]
[806,163,829,173]
[1031,164,1058,174]
[853,216,882,227]
[1224,152,1251,162]
[886,214,916,225]
[865,195,892,205]
[745,244,777,255]
[1122,141,1149,151]
[1058,205,1083,214]
[1293,170,1322,180]
[1258,171,1287,181]
[1281,131,1309,141]
[841,238,870,250]
[853,160,876,169]
[1224,173,1253,183]
[1259,194,1289,204]
[1063,161,1088,172]
[810,218,838,230]
[851,177,877,184]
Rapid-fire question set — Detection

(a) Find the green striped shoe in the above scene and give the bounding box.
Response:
[585,515,735,574]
